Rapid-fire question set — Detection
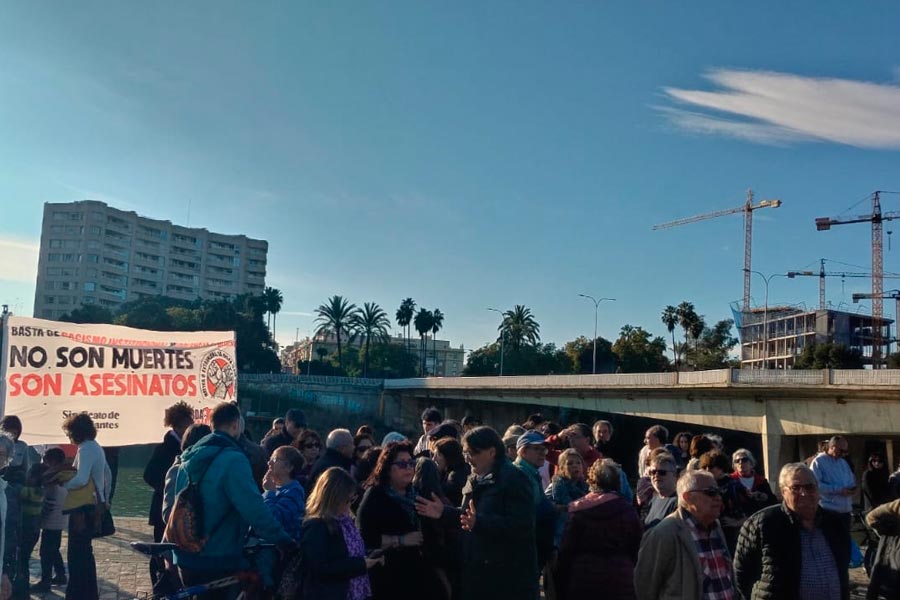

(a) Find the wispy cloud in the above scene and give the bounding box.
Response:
[658,69,900,149]
[280,311,315,317]
[0,236,39,283]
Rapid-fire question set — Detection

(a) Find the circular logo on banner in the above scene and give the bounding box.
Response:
[199,349,236,401]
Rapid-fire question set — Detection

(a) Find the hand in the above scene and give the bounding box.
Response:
[460,500,477,531]
[262,470,276,492]
[365,556,385,569]
[401,531,424,547]
[415,493,444,519]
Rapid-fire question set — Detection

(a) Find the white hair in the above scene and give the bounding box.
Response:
[732,448,755,468]
[778,462,815,490]
[676,470,716,508]
[326,428,353,449]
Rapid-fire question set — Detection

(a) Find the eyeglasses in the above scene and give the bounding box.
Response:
[734,457,751,463]
[392,460,416,470]
[303,443,321,449]
[786,483,818,494]
[689,487,722,498]
[463,448,480,459]
[267,458,286,466]
[356,446,372,453]
[648,469,670,477]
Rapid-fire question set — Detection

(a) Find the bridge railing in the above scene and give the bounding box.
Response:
[730,370,827,385]
[240,373,384,388]
[831,370,900,386]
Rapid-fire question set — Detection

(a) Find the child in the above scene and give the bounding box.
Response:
[32,448,68,591]
[17,463,45,594]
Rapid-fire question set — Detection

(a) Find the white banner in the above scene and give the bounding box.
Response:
[0,316,237,446]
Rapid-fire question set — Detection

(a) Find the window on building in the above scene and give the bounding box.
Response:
[47,253,61,262]
[83,282,96,292]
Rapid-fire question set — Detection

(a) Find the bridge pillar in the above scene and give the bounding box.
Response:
[761,409,785,489]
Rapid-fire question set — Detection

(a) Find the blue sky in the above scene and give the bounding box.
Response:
[2,2,900,354]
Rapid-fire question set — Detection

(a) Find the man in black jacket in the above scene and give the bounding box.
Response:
[262,408,307,456]
[733,462,850,600]
[308,429,355,490]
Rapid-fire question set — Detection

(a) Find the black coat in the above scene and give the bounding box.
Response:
[440,459,538,600]
[442,465,470,508]
[734,503,850,600]
[143,431,181,529]
[356,485,428,600]
[308,449,354,491]
[297,517,368,600]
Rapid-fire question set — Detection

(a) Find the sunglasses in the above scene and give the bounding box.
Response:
[786,483,818,494]
[689,487,722,498]
[734,457,751,463]
[648,469,670,477]
[392,460,416,470]
[303,443,321,449]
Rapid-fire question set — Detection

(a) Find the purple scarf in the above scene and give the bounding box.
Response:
[336,514,371,600]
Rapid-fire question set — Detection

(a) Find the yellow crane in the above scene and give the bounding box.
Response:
[653,189,782,312]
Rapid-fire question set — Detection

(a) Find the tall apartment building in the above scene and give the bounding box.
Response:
[34,200,268,320]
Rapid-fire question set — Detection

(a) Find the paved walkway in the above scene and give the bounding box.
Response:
[27,516,153,600]
[17,516,875,599]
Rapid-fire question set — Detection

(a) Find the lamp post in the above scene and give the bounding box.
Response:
[578,294,616,374]
[486,307,505,376]
[750,271,785,369]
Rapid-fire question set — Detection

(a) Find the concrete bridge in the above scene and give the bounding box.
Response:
[383,369,900,483]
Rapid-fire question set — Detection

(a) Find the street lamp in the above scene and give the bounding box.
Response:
[750,271,786,369]
[486,307,505,376]
[578,294,616,374]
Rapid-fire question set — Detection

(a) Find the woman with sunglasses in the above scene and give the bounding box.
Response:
[296,467,384,600]
[729,448,776,514]
[356,441,427,600]
[863,452,891,511]
[415,426,539,600]
[293,430,323,491]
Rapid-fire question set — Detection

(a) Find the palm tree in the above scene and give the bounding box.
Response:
[431,308,444,375]
[314,295,358,372]
[661,305,679,369]
[262,287,283,340]
[675,301,705,369]
[500,305,541,350]
[352,302,391,378]
[413,308,434,376]
[395,298,416,354]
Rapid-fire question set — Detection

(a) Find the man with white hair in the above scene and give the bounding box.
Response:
[733,462,849,600]
[634,469,734,600]
[307,428,354,489]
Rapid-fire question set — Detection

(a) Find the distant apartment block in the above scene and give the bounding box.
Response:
[34,200,268,320]
[738,305,893,369]
[282,333,466,377]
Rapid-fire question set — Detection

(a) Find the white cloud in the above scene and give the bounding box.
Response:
[659,69,900,149]
[0,237,39,283]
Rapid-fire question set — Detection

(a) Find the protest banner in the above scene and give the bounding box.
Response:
[0,316,236,445]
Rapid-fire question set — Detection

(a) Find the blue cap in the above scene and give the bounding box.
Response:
[516,430,546,450]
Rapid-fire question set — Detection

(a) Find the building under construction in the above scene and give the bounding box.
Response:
[737,306,893,369]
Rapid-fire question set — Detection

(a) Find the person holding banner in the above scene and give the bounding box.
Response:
[61,413,111,600]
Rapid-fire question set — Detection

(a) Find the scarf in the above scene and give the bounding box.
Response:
[336,514,371,600]
[385,485,420,529]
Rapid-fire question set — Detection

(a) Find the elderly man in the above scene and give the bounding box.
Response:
[635,469,735,600]
[810,435,856,534]
[514,430,557,579]
[734,462,849,600]
[307,428,354,488]
[644,452,679,530]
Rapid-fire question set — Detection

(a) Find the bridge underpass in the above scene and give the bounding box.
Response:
[383,369,900,484]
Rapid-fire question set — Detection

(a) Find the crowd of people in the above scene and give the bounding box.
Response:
[144,403,900,599]
[2,401,900,600]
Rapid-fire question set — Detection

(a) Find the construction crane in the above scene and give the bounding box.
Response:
[852,290,900,357]
[786,258,900,310]
[653,189,782,312]
[816,191,900,366]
